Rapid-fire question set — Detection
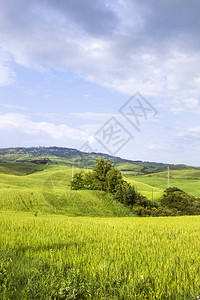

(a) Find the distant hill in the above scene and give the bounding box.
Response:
[0,147,200,204]
[0,146,198,176]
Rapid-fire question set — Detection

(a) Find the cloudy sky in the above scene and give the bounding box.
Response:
[0,0,200,165]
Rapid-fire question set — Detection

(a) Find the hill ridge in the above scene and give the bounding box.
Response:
[0,146,198,172]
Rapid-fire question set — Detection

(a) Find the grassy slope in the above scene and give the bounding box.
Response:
[1,147,198,172]
[0,165,133,217]
[125,176,163,201]
[1,149,200,201]
[1,161,200,211]
[0,161,48,175]
[0,156,200,299]
[123,168,200,199]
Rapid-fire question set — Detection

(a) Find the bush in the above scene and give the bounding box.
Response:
[160,187,200,215]
[70,159,159,217]
[71,160,200,217]
[133,205,181,217]
[114,181,137,206]
[71,159,123,193]
[71,172,85,190]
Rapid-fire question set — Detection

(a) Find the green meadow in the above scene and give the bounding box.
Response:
[0,165,132,217]
[1,212,200,299]
[123,168,200,200]
[0,162,200,299]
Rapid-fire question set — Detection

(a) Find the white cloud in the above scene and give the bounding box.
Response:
[147,143,165,150]
[0,104,28,110]
[189,127,200,134]
[0,1,200,165]
[183,98,199,109]
[0,0,200,109]
[70,112,118,121]
[0,48,15,86]
[0,113,87,140]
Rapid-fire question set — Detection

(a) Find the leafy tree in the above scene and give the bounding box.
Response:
[136,194,157,208]
[106,168,122,193]
[92,158,112,191]
[83,172,96,190]
[160,187,200,215]
[71,172,85,190]
[70,158,162,216]
[81,158,123,192]
[114,181,137,206]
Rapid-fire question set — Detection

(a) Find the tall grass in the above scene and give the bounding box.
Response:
[0,212,200,299]
[0,164,200,298]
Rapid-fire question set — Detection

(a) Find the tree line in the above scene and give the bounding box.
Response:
[71,158,200,217]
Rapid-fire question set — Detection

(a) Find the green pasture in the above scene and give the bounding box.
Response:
[123,168,200,198]
[0,212,200,299]
[0,165,132,217]
[0,162,200,299]
[0,163,200,212]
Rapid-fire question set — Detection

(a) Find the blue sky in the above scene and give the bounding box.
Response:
[0,0,200,165]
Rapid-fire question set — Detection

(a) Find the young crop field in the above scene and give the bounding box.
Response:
[124,169,200,199]
[0,163,200,299]
[0,166,132,217]
[0,212,200,299]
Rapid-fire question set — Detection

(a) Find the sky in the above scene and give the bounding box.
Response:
[0,0,200,166]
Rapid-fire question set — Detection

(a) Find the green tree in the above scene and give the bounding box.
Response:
[84,171,99,190]
[71,172,85,190]
[106,168,122,193]
[92,158,113,191]
[160,187,200,215]
[114,181,137,206]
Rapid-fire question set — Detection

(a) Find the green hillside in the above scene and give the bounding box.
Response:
[125,177,163,202]
[0,148,200,209]
[0,147,200,210]
[124,169,200,198]
[0,149,200,299]
[0,165,133,217]
[0,161,48,176]
[0,147,199,175]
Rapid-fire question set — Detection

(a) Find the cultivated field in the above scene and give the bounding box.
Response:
[0,165,132,217]
[0,162,200,299]
[1,212,200,299]
[124,168,200,200]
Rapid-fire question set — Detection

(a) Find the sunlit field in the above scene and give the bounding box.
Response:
[124,168,200,199]
[0,212,200,299]
[0,164,200,299]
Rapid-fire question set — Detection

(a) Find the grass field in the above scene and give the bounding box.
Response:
[123,168,200,199]
[0,162,200,299]
[0,165,132,217]
[1,212,200,299]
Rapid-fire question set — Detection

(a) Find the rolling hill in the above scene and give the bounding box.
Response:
[0,147,200,299]
[0,146,199,174]
[0,164,133,217]
[0,146,200,212]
